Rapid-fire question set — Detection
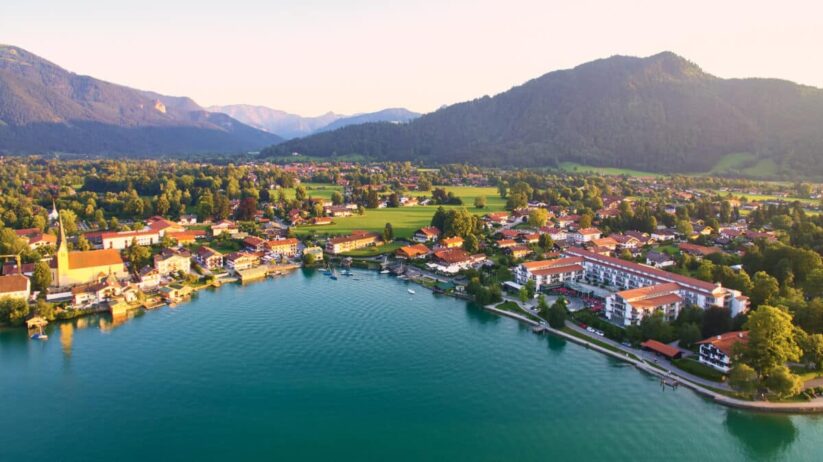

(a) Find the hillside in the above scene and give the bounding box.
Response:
[263,52,823,177]
[208,104,419,139]
[0,45,281,155]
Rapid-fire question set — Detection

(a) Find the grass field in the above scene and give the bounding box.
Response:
[671,358,726,382]
[281,183,344,200]
[342,241,405,257]
[559,162,664,178]
[293,186,505,239]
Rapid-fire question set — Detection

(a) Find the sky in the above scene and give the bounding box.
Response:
[2,0,821,116]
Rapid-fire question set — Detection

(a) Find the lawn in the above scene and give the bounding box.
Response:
[293,186,506,239]
[559,162,664,178]
[280,183,344,201]
[342,241,405,257]
[671,358,726,383]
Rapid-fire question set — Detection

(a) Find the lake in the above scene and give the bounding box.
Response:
[1,269,822,461]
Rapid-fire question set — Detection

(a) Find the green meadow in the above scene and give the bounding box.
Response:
[558,162,664,178]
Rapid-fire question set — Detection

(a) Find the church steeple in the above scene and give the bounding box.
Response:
[55,207,69,286]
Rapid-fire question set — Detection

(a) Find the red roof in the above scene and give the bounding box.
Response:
[697,331,749,356]
[641,340,681,359]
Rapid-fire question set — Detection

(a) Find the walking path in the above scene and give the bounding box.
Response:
[483,297,823,414]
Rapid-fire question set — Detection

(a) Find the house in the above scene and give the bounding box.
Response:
[413,226,441,243]
[0,274,31,300]
[590,237,618,251]
[650,229,677,242]
[267,238,300,257]
[428,248,482,274]
[137,267,162,291]
[159,283,193,303]
[196,246,224,270]
[679,243,721,259]
[146,216,185,235]
[211,220,239,237]
[521,233,540,245]
[439,236,464,249]
[326,206,352,217]
[571,228,602,244]
[70,275,123,307]
[508,245,532,259]
[325,231,381,255]
[611,234,642,249]
[496,239,517,249]
[166,230,204,245]
[606,283,683,326]
[312,217,333,226]
[100,229,160,250]
[645,251,675,268]
[484,212,509,225]
[225,252,260,271]
[514,258,585,290]
[14,228,56,250]
[303,246,324,262]
[396,243,430,260]
[153,248,192,276]
[698,331,749,373]
[244,236,268,252]
[178,214,198,226]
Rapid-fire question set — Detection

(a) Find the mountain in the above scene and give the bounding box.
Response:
[207,105,420,139]
[206,104,342,139]
[315,108,419,133]
[0,45,281,155]
[263,52,823,177]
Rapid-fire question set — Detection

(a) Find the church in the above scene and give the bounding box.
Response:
[50,213,127,288]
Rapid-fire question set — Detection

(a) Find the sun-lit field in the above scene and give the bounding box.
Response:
[292,185,505,239]
[281,183,344,200]
[558,162,664,178]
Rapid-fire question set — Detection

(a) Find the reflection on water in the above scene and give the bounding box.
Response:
[546,335,566,353]
[724,410,798,459]
[60,323,73,357]
[463,302,501,326]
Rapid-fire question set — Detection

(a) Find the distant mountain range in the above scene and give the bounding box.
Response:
[264,52,823,177]
[0,45,281,155]
[207,105,419,139]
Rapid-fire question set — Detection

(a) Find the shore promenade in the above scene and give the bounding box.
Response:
[482,299,823,414]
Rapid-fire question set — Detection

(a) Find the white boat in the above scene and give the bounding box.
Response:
[380,270,390,274]
[31,332,48,340]
[408,289,416,294]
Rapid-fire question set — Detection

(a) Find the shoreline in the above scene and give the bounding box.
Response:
[479,300,823,414]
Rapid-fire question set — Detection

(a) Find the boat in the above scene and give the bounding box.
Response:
[323,267,332,276]
[330,269,339,280]
[342,269,353,276]
[408,289,416,294]
[30,333,48,340]
[380,270,390,274]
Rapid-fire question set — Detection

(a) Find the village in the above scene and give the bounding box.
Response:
[2,157,823,404]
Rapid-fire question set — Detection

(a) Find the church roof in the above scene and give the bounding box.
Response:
[68,249,124,269]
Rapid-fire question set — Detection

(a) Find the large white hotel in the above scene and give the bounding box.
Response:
[515,247,749,326]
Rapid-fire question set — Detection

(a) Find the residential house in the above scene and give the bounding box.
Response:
[697,331,749,373]
[439,237,464,249]
[0,274,31,300]
[325,231,381,255]
[267,238,300,257]
[571,227,602,244]
[153,248,192,276]
[413,226,441,243]
[605,283,683,326]
[396,243,430,260]
[196,246,224,270]
[225,252,260,271]
[514,258,585,290]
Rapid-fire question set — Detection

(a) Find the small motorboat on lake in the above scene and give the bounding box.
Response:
[408,289,416,294]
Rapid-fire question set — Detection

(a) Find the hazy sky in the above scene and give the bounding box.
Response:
[2,0,821,115]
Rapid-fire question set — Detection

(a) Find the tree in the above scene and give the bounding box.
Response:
[294,185,307,202]
[382,223,394,242]
[474,195,487,209]
[519,287,529,304]
[742,305,802,377]
[32,261,51,294]
[75,234,92,251]
[431,206,447,231]
[528,208,549,228]
[464,233,479,253]
[764,365,803,399]
[303,253,316,266]
[701,306,731,338]
[640,311,675,342]
[331,191,344,205]
[676,219,693,237]
[525,280,536,299]
[124,241,151,270]
[800,333,823,371]
[0,297,30,327]
[548,297,568,328]
[750,271,780,308]
[536,294,549,318]
[728,364,758,395]
[235,197,258,221]
[677,322,702,348]
[578,214,593,229]
[366,189,380,209]
[34,299,55,321]
[538,234,554,252]
[804,268,823,299]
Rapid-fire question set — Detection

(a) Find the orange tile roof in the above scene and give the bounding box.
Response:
[0,274,29,293]
[641,340,681,359]
[397,244,429,258]
[531,264,584,276]
[631,293,683,309]
[68,249,124,269]
[697,331,749,356]
[522,257,583,271]
[616,282,680,301]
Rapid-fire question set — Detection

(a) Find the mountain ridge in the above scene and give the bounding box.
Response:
[262,52,823,177]
[0,44,281,155]
[207,104,419,139]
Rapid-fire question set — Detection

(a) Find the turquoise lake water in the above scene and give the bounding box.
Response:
[1,269,822,461]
